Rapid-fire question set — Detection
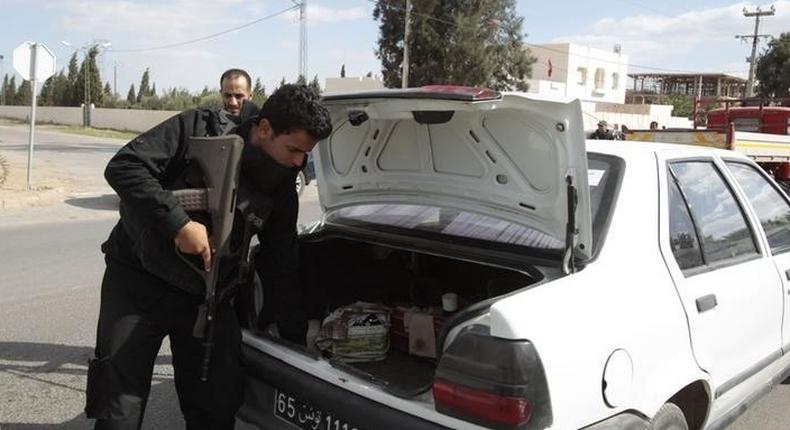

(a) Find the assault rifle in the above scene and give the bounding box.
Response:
[172,135,244,382]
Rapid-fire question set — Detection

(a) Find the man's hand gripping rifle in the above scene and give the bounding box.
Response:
[172,135,243,382]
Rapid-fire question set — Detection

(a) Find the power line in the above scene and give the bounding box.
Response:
[108,5,299,53]
[367,0,719,74]
[735,6,775,97]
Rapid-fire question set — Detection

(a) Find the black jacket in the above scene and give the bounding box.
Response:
[102,104,300,305]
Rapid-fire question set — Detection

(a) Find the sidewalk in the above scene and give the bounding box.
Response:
[0,123,120,211]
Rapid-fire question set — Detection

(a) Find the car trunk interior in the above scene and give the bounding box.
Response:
[293,236,541,397]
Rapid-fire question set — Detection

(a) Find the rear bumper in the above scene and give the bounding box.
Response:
[238,343,452,430]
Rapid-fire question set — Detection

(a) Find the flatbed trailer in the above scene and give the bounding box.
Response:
[625,125,790,192]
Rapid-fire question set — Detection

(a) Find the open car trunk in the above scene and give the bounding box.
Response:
[257,234,547,397]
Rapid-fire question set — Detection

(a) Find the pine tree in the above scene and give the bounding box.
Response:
[309,75,322,95]
[16,79,32,106]
[151,82,157,97]
[252,77,267,106]
[51,71,70,106]
[1,74,10,105]
[340,64,346,78]
[66,53,80,106]
[103,81,113,104]
[296,75,307,85]
[127,84,137,105]
[373,0,534,90]
[6,75,17,105]
[138,68,151,103]
[74,47,104,107]
[40,76,54,105]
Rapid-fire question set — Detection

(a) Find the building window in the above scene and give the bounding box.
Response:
[611,72,619,90]
[594,68,605,90]
[577,67,587,85]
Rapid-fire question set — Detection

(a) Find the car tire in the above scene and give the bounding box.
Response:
[647,402,688,430]
[296,171,306,196]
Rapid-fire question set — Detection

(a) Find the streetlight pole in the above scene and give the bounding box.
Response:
[402,0,411,88]
[62,40,110,127]
[0,54,5,105]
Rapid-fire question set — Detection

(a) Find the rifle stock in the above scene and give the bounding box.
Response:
[172,135,244,382]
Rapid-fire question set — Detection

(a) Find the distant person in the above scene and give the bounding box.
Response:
[612,123,626,140]
[590,120,615,140]
[218,68,254,134]
[649,120,659,130]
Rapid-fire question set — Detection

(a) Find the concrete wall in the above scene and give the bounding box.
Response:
[0,106,179,133]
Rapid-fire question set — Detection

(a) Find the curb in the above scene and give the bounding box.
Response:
[0,188,67,210]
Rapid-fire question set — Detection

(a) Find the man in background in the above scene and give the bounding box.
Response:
[218,68,254,134]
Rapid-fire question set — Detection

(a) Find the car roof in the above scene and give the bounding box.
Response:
[585,139,750,161]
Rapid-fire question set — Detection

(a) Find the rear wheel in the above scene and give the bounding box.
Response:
[647,402,688,430]
[296,171,306,196]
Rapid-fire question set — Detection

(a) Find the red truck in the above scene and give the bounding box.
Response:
[626,100,790,192]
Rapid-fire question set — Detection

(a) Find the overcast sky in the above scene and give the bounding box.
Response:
[1,0,787,95]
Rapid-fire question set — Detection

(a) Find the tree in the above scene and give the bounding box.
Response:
[667,94,693,118]
[66,53,80,106]
[309,75,322,95]
[127,84,137,105]
[756,32,790,98]
[151,83,157,97]
[296,74,307,85]
[5,75,17,105]
[16,79,32,106]
[2,74,12,105]
[74,47,104,107]
[104,81,113,103]
[340,64,346,78]
[138,68,151,103]
[252,78,267,106]
[373,0,534,90]
[279,77,287,88]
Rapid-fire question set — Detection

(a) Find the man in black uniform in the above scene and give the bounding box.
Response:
[218,68,254,135]
[86,84,332,430]
[590,120,615,140]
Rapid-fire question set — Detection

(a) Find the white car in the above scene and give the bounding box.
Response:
[236,87,790,430]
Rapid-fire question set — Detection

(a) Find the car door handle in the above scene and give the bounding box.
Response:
[696,294,718,313]
[785,269,790,281]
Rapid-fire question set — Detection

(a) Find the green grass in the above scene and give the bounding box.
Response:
[0,117,139,141]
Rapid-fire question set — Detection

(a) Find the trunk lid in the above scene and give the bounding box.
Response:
[317,86,592,259]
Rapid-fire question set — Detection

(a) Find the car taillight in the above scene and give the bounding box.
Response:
[433,378,532,427]
[433,324,552,429]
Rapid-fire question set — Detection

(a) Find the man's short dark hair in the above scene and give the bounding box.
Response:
[259,84,332,141]
[219,68,252,91]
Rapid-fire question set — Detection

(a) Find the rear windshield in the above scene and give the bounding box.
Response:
[327,153,622,256]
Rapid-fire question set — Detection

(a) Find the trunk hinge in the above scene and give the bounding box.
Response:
[562,174,578,275]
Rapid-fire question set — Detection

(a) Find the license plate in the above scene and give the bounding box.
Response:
[273,389,363,430]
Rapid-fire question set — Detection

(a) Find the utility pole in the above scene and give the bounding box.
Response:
[736,6,775,98]
[0,54,5,105]
[402,0,411,88]
[113,61,118,98]
[292,0,307,80]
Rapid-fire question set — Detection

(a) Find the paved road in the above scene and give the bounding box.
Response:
[0,124,788,429]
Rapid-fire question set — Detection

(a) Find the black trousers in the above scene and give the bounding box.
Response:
[86,256,244,430]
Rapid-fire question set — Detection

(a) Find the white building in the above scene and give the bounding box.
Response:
[527,43,628,104]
